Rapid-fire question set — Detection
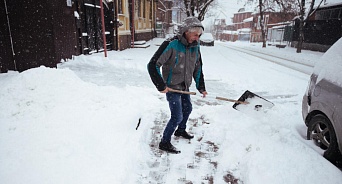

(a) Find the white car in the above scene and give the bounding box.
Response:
[200,33,214,46]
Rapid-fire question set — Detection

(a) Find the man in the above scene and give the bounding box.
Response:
[147,17,208,154]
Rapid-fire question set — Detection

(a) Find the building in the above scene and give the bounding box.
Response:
[155,0,173,38]
[250,12,295,43]
[223,8,253,42]
[213,19,227,40]
[0,0,159,73]
[1,0,79,72]
[117,0,156,49]
[232,8,253,30]
[292,2,342,51]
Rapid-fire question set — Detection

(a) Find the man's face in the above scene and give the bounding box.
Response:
[185,31,202,43]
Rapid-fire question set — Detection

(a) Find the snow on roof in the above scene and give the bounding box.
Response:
[235,11,253,14]
[270,25,286,29]
[268,21,292,27]
[238,28,251,32]
[222,30,239,34]
[243,17,253,22]
[314,0,342,9]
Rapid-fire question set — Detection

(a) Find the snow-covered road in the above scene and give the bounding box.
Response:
[220,43,314,75]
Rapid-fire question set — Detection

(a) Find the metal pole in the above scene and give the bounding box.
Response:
[99,0,107,57]
[4,0,17,71]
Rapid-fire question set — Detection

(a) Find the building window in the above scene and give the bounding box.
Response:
[330,8,341,19]
[135,0,141,17]
[143,0,146,18]
[316,10,332,20]
[316,11,323,20]
[138,0,144,17]
[118,0,123,14]
[149,0,152,19]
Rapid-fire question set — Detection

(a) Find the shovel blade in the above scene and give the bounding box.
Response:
[233,90,274,111]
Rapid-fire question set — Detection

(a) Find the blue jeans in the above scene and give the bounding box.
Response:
[161,92,192,143]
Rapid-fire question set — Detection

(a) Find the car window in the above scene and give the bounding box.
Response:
[314,38,342,86]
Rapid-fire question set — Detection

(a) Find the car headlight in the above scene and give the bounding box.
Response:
[306,75,317,106]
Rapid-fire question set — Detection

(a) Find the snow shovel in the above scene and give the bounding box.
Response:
[232,90,274,112]
[168,89,274,111]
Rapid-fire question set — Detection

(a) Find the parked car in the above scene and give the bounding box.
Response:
[302,37,342,167]
[200,33,214,46]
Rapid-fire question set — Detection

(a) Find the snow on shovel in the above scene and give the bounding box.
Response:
[232,90,274,112]
[168,89,274,111]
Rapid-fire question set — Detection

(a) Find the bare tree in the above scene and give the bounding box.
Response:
[245,0,272,47]
[258,0,267,47]
[183,0,216,21]
[296,0,306,53]
[273,0,300,13]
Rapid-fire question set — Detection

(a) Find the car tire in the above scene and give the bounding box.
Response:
[307,114,342,166]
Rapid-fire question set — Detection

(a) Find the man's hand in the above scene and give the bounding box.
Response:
[160,87,170,93]
[201,91,208,97]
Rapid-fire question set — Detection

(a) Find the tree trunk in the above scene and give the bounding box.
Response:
[296,0,305,53]
[258,0,266,47]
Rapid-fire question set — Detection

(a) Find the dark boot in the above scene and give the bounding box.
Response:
[159,141,181,154]
[174,129,194,139]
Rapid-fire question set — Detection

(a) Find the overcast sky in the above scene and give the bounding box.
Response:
[202,0,243,30]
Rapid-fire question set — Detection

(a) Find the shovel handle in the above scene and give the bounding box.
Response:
[215,96,249,104]
[167,89,248,104]
[168,89,196,95]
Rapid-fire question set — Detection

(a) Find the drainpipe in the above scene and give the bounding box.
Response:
[99,0,107,57]
[131,0,135,48]
[153,0,157,37]
[4,0,17,71]
[114,0,119,50]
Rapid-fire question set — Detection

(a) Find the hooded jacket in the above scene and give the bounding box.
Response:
[147,17,206,93]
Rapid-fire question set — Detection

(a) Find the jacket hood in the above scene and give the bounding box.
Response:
[178,17,204,36]
[177,17,204,46]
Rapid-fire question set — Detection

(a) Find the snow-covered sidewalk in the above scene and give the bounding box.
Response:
[1,39,341,184]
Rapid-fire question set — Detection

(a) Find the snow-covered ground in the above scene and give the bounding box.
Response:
[1,39,341,184]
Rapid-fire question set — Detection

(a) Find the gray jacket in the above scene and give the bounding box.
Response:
[147,17,206,92]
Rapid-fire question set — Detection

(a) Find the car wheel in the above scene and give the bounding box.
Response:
[307,114,342,166]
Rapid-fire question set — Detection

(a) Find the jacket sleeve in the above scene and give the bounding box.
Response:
[147,39,171,91]
[193,50,206,93]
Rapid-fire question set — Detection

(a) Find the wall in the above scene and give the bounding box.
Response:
[0,0,14,72]
[0,0,77,72]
